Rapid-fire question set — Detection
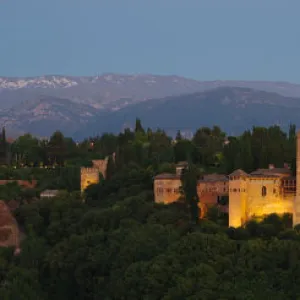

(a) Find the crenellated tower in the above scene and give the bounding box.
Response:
[80,157,110,192]
[293,131,300,226]
[80,167,100,192]
[228,169,248,227]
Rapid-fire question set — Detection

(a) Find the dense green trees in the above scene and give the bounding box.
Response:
[1,167,300,299]
[1,120,296,177]
[0,120,299,299]
[181,162,200,223]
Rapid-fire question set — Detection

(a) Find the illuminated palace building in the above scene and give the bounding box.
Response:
[154,132,300,228]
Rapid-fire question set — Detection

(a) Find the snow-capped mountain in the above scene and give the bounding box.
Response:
[1,73,300,139]
[0,76,79,90]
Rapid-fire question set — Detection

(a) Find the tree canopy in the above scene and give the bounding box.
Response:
[0,120,299,299]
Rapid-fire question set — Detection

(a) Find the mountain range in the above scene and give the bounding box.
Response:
[1,74,300,139]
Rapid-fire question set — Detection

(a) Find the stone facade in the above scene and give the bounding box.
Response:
[92,158,108,178]
[197,174,229,217]
[80,158,109,192]
[154,158,299,226]
[80,167,100,192]
[154,163,228,218]
[228,167,295,227]
[154,173,182,204]
[294,131,300,225]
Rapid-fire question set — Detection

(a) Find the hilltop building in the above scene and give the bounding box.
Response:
[228,165,295,227]
[80,158,109,192]
[40,189,60,198]
[154,162,228,218]
[154,131,300,228]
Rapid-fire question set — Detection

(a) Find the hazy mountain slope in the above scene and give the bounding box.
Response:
[2,74,300,111]
[0,96,103,137]
[2,75,300,139]
[74,87,300,139]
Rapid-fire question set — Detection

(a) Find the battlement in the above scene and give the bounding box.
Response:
[80,167,99,174]
[80,156,111,192]
[80,167,100,192]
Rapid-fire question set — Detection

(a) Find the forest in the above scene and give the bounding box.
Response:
[0,120,299,299]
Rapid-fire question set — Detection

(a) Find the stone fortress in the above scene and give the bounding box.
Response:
[0,156,110,252]
[80,158,109,192]
[154,131,300,228]
[80,153,116,192]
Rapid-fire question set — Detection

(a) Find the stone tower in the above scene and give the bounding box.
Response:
[228,169,248,228]
[293,131,300,227]
[80,158,109,192]
[80,167,100,192]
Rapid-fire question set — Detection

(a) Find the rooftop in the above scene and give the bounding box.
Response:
[250,168,291,179]
[198,173,228,182]
[229,169,249,177]
[40,189,59,197]
[251,168,291,176]
[154,173,180,180]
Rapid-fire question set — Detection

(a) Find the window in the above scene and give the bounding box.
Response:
[156,188,164,195]
[174,188,179,194]
[262,186,267,197]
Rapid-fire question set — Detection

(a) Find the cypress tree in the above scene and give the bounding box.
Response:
[180,160,199,224]
[105,155,116,180]
[0,127,8,165]
[175,130,182,141]
[135,118,145,134]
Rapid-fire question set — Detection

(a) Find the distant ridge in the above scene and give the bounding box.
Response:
[73,86,300,139]
[1,74,300,138]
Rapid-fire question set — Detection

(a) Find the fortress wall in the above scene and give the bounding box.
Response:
[154,179,181,204]
[80,167,100,192]
[294,131,300,226]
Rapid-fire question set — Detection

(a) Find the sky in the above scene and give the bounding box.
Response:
[1,0,300,82]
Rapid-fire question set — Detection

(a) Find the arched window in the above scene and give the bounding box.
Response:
[262,186,267,197]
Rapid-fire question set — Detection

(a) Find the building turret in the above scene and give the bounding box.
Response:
[293,131,300,227]
[228,169,248,227]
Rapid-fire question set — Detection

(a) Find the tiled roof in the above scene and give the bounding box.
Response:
[40,190,59,196]
[251,168,291,175]
[229,169,248,177]
[249,174,279,178]
[199,173,228,182]
[154,173,181,180]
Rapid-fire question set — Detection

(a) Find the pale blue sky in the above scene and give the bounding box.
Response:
[1,0,300,82]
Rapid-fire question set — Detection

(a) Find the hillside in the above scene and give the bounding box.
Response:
[1,74,300,138]
[1,74,300,103]
[2,74,300,110]
[74,87,300,139]
[0,96,103,137]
